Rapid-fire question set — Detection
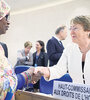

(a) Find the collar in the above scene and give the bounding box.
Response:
[54,36,61,42]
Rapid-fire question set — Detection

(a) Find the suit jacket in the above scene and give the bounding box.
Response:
[33,52,48,67]
[46,37,64,66]
[0,42,8,58]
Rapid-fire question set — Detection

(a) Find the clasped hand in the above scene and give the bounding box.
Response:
[25,67,43,84]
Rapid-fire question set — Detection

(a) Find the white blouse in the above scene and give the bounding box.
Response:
[48,43,90,85]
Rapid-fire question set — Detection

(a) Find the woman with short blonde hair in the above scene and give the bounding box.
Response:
[15,41,33,66]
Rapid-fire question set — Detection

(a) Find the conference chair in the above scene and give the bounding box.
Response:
[40,73,72,94]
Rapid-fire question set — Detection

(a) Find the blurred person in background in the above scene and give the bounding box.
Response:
[47,26,67,66]
[33,40,48,67]
[33,40,48,90]
[15,41,33,66]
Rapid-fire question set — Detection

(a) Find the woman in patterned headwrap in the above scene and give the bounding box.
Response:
[0,0,18,99]
[0,1,42,99]
[0,0,38,99]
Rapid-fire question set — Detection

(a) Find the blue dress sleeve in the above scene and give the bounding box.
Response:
[16,74,25,89]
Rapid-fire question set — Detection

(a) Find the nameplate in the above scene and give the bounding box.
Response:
[53,81,90,100]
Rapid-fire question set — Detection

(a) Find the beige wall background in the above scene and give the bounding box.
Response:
[0,0,90,66]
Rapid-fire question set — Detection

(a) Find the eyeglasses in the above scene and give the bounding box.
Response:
[69,27,79,31]
[5,14,10,21]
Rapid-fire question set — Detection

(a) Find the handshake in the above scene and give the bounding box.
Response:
[23,67,44,84]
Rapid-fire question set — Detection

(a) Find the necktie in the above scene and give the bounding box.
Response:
[59,41,62,45]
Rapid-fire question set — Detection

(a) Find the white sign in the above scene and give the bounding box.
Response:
[53,81,90,100]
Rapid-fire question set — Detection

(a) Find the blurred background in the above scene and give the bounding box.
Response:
[0,0,90,65]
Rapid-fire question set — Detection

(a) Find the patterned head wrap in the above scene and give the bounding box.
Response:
[0,0,10,20]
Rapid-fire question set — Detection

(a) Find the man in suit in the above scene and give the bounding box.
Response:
[46,26,67,66]
[0,42,8,58]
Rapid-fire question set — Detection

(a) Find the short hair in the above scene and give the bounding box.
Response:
[24,41,32,48]
[55,26,66,35]
[70,15,90,31]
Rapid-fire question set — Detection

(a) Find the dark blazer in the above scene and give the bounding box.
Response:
[33,52,48,67]
[0,42,8,58]
[46,37,64,66]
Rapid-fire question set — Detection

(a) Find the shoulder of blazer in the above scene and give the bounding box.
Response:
[33,52,36,61]
[19,49,24,55]
[51,37,62,48]
[40,52,48,59]
[47,37,56,45]
[51,37,59,44]
[42,52,47,56]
